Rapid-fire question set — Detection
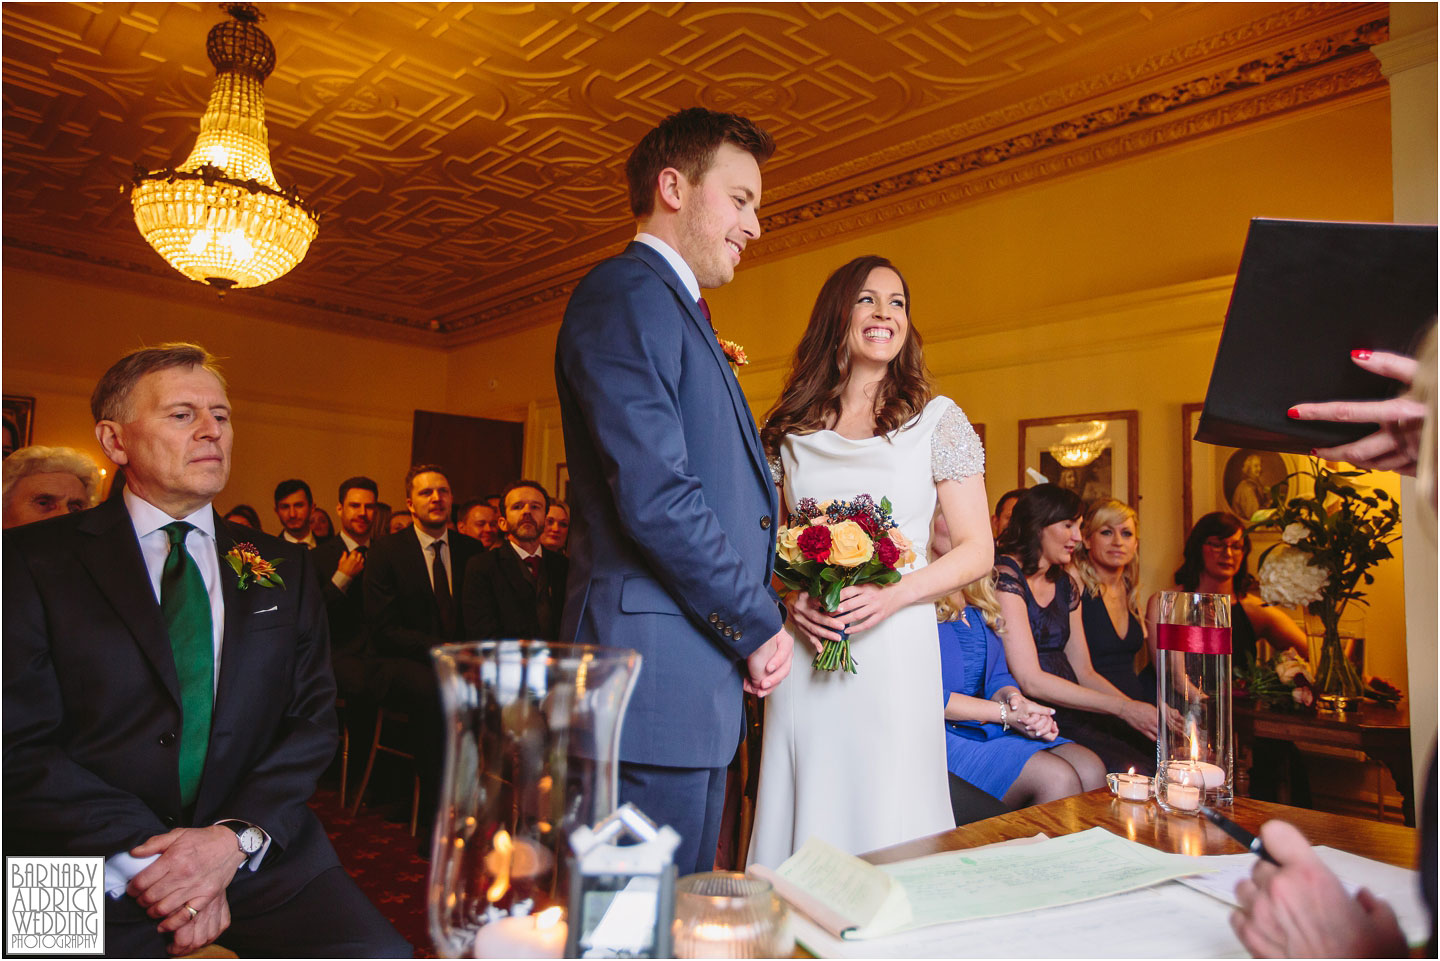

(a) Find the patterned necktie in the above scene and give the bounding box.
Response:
[160,522,213,807]
[432,540,454,636]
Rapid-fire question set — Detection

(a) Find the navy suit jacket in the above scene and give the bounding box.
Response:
[555,241,784,769]
[2,497,340,912]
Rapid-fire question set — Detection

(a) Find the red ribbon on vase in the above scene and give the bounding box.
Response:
[1156,624,1232,655]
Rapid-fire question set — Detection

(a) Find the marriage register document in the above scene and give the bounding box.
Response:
[750,828,1216,941]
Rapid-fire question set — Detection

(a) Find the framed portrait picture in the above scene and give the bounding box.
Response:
[555,462,570,505]
[3,395,35,458]
[1182,402,1310,536]
[1018,410,1138,505]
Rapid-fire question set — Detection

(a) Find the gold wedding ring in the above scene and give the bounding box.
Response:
[185,904,198,919]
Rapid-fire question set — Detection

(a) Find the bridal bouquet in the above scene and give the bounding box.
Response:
[773,494,916,674]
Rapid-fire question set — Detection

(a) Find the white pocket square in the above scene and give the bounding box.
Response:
[253,605,279,614]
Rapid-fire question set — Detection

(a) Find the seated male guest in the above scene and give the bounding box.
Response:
[3,343,406,957]
[312,476,383,704]
[363,465,482,842]
[273,478,319,549]
[463,480,568,640]
[2,444,100,528]
[455,497,499,549]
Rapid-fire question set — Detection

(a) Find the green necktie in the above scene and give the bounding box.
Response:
[160,521,214,807]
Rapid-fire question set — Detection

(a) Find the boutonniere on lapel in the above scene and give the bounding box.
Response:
[225,543,285,591]
[717,335,749,376]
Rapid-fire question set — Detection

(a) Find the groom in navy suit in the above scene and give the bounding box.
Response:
[555,108,793,873]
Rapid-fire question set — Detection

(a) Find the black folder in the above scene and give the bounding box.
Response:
[1195,218,1437,452]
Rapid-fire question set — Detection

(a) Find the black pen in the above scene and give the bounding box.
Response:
[1199,805,1280,865]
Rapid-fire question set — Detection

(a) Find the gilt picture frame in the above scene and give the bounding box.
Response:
[1018,410,1138,506]
[1182,402,1310,537]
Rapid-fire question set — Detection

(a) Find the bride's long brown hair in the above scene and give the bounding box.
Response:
[761,255,931,458]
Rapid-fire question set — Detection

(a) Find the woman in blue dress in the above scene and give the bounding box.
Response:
[934,513,1103,807]
[993,485,1158,774]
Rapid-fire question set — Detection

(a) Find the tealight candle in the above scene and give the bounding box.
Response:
[472,908,567,959]
[1110,769,1152,801]
[1165,776,1202,812]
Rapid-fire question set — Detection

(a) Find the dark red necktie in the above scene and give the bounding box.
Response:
[697,297,712,327]
[524,555,542,583]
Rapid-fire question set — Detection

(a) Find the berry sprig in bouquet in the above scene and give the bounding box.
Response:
[773,494,916,674]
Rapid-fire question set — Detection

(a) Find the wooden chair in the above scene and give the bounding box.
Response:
[349,707,421,835]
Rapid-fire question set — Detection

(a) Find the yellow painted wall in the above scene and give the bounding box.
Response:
[3,93,1412,685]
[1,270,449,522]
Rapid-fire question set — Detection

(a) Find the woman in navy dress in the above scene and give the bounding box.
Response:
[993,485,1157,774]
[935,510,1103,805]
[1073,499,1155,703]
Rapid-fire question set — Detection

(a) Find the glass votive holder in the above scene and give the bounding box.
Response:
[1107,771,1154,802]
[672,872,791,959]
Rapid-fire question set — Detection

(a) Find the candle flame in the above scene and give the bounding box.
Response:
[1188,717,1199,763]
[486,830,512,903]
[536,907,563,929]
[1127,766,1136,776]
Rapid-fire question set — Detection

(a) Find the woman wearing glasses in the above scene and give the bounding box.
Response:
[1146,511,1307,668]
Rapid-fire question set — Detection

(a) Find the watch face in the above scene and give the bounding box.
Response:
[237,826,264,854]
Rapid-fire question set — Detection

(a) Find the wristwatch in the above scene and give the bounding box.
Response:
[222,821,267,856]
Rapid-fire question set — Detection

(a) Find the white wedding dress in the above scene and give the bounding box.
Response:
[747,395,985,868]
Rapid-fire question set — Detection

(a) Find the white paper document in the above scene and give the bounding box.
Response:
[761,827,1218,940]
[1176,845,1429,947]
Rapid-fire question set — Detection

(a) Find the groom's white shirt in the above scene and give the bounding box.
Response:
[634,232,701,303]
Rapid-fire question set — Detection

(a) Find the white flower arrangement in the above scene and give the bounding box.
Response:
[1280,522,1309,545]
[1257,545,1329,608]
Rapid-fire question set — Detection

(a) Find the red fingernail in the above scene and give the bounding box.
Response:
[1310,448,1319,456]
[1286,407,1300,419]
[1352,349,1372,361]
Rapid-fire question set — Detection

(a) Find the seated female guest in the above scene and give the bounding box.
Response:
[1073,499,1155,703]
[1145,511,1308,667]
[1147,510,1310,804]
[994,485,1157,774]
[936,515,1104,808]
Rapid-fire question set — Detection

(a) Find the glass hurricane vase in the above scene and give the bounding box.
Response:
[428,640,641,959]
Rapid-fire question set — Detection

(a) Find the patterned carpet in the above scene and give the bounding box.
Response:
[307,787,433,957]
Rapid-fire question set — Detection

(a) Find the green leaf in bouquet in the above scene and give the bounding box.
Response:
[820,567,840,582]
[870,570,901,586]
[823,579,844,612]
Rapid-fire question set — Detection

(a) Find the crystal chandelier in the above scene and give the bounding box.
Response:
[1049,421,1110,468]
[129,4,317,290]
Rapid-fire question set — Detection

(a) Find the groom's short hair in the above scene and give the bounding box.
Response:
[626,107,775,219]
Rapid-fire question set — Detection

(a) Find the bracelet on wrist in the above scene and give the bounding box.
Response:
[998,700,1009,731]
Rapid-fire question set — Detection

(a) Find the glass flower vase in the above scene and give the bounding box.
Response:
[1308,604,1365,712]
[428,641,640,959]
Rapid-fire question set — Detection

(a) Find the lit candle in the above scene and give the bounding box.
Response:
[1187,721,1227,790]
[1166,773,1202,812]
[1111,767,1152,801]
[472,907,567,959]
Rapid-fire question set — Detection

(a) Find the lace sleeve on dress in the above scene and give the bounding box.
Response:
[931,402,985,482]
[994,557,1025,596]
[768,453,784,486]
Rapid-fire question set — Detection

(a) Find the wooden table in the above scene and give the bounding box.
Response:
[863,789,1418,869]
[1234,697,1414,826]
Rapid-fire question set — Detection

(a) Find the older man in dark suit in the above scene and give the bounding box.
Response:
[554,108,792,875]
[2,343,406,957]
[462,479,568,640]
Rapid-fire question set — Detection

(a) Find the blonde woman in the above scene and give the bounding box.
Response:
[1072,499,1155,703]
[935,513,1103,808]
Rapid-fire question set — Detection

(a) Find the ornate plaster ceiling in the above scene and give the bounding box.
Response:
[3,2,1388,344]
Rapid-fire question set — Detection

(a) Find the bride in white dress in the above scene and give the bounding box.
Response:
[747,255,993,868]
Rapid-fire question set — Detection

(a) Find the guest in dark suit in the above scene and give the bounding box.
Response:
[312,476,382,704]
[273,478,319,549]
[554,108,793,875]
[463,480,568,640]
[2,343,406,957]
[362,464,482,845]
